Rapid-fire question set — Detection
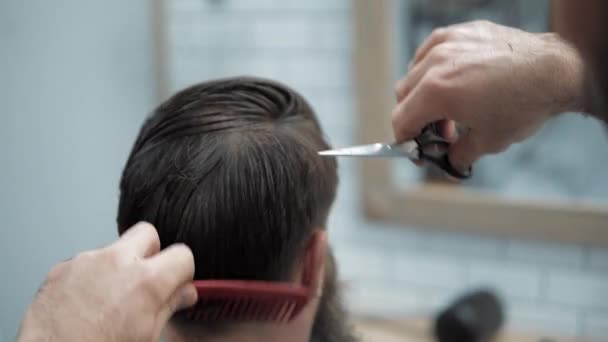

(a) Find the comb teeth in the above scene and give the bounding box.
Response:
[187,280,310,324]
[269,300,281,321]
[276,301,288,322]
[283,301,296,322]
[229,298,240,319]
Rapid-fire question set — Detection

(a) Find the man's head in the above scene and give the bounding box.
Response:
[117,77,355,341]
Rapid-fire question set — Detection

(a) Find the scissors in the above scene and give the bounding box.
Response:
[318,123,472,179]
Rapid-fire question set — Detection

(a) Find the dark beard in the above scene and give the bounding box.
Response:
[310,250,358,342]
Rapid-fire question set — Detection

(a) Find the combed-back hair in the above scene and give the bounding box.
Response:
[117,76,338,283]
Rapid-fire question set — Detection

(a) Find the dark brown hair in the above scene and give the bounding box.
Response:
[117,76,338,283]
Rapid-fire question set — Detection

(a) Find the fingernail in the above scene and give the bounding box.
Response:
[121,222,146,238]
[448,156,467,174]
[131,221,153,233]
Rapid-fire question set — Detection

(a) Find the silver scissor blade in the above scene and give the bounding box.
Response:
[318,141,419,158]
[318,143,383,157]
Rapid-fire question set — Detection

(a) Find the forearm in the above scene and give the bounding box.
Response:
[551,0,608,122]
[547,33,608,123]
[581,61,608,123]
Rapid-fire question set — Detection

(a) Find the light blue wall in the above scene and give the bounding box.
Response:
[0,1,155,339]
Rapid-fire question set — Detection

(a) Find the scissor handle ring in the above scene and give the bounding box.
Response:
[415,124,472,180]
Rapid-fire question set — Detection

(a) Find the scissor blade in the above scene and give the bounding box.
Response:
[319,141,419,158]
[318,143,383,157]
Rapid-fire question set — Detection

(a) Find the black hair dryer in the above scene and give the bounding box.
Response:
[434,289,504,342]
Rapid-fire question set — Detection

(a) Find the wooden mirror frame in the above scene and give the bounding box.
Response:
[353,0,608,245]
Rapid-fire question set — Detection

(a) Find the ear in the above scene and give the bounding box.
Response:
[301,229,327,297]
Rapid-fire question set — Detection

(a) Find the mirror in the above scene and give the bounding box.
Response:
[354,0,608,245]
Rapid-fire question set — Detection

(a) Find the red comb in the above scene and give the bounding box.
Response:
[186,280,311,324]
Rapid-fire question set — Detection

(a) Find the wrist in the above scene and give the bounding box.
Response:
[539,33,586,115]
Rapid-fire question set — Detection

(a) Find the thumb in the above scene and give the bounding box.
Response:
[448,130,483,173]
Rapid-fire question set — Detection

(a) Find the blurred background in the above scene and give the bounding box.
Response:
[1,0,608,340]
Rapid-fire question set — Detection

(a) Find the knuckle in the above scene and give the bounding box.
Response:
[394,80,404,96]
[471,20,494,33]
[421,71,447,94]
[428,44,453,61]
[427,46,444,61]
[430,27,448,40]
[97,246,122,266]
[174,244,195,268]
[470,19,490,27]
[394,80,405,97]
[139,263,158,283]
[76,248,123,269]
[137,267,165,303]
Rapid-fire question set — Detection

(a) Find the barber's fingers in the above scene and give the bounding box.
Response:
[395,48,439,102]
[111,222,161,258]
[392,81,444,142]
[410,21,478,69]
[448,130,484,173]
[410,27,450,69]
[436,119,457,142]
[161,283,198,319]
[149,245,197,329]
[154,283,197,339]
[145,243,196,304]
[397,41,470,103]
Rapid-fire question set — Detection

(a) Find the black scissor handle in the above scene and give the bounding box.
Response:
[414,123,472,180]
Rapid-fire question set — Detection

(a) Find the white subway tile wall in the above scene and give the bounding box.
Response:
[466,261,542,300]
[167,0,608,338]
[547,270,608,310]
[588,247,608,270]
[505,301,582,337]
[506,239,585,268]
[583,312,608,339]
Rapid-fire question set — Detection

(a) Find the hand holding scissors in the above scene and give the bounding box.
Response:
[319,123,472,179]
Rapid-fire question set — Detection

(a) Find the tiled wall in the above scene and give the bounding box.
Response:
[168,0,608,338]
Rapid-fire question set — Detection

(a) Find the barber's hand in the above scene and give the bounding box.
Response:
[18,222,197,342]
[392,20,585,171]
